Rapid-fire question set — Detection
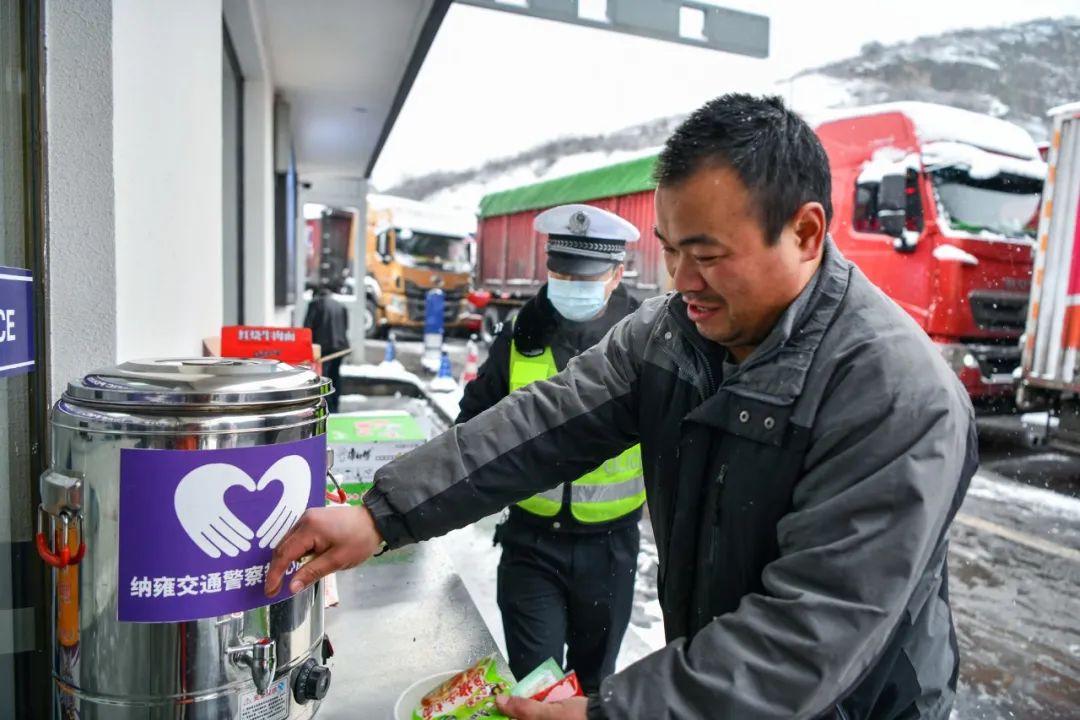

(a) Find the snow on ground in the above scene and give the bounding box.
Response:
[968,471,1080,521]
[428,385,464,420]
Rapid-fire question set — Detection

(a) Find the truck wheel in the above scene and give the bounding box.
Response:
[481,305,503,346]
[364,298,380,339]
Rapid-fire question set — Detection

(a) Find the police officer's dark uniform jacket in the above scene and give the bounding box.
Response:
[365,237,977,720]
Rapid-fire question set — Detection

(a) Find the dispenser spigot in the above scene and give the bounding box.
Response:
[229,637,277,695]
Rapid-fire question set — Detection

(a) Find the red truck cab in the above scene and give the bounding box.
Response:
[815,103,1046,404]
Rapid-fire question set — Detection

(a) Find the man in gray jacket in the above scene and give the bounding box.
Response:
[267,94,977,720]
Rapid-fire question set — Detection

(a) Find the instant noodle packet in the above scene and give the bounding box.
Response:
[412,655,512,720]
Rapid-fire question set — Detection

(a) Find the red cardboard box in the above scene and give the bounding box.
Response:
[220,326,315,365]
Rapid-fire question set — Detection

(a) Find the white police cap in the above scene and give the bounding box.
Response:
[534,204,640,276]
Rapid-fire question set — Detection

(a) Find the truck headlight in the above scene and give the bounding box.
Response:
[939,344,980,373]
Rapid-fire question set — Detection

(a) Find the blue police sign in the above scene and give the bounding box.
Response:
[424,287,445,336]
[421,287,446,374]
[0,266,34,378]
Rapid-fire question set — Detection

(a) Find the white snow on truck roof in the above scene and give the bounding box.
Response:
[922,141,1047,180]
[368,194,477,237]
[1048,101,1080,118]
[855,148,921,184]
[811,102,1040,161]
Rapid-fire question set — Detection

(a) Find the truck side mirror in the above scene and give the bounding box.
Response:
[376,232,391,264]
[877,174,910,248]
[877,174,907,237]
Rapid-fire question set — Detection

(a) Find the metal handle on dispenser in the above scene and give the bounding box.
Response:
[325,446,346,504]
[36,470,86,568]
[325,470,346,504]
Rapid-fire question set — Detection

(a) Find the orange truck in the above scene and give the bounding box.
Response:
[304,196,477,338]
[363,195,476,338]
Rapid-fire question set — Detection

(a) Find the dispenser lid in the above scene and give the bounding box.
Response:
[65,358,330,408]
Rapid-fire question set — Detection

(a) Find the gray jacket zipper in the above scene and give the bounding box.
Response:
[706,464,728,565]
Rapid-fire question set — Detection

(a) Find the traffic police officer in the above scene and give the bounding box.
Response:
[456,204,645,693]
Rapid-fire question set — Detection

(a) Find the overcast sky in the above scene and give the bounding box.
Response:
[371,0,1080,188]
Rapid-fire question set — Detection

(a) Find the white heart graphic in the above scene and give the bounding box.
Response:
[173,455,312,559]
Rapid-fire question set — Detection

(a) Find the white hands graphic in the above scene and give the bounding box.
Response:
[173,455,313,558]
[254,455,312,550]
[173,463,257,559]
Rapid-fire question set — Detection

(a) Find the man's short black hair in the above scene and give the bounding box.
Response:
[654,93,833,245]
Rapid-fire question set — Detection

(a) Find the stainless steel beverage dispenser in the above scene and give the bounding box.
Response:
[38,358,335,719]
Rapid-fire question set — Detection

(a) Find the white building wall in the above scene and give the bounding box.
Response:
[45,0,309,398]
[113,0,224,360]
[224,0,283,328]
[43,0,118,395]
[242,80,281,327]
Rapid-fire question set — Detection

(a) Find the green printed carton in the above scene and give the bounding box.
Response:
[327,411,425,505]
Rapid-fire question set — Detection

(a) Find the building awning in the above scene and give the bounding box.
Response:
[258,0,451,178]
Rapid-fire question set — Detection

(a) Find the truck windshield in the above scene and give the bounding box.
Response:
[929,167,1042,238]
[395,229,470,273]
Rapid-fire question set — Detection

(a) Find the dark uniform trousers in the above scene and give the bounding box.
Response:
[496,516,639,694]
[322,357,343,413]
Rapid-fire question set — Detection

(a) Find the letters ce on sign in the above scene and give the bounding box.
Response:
[0,266,34,379]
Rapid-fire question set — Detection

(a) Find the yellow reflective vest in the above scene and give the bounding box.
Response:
[509,340,645,523]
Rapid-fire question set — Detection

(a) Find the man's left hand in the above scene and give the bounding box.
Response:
[495,695,588,719]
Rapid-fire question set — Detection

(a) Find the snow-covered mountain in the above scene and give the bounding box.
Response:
[381,17,1078,212]
[792,16,1079,142]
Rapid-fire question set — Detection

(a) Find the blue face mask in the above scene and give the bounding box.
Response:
[548,276,608,322]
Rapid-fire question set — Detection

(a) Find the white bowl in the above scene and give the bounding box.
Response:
[392,670,460,720]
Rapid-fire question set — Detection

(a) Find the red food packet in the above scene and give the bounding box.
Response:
[531,672,583,703]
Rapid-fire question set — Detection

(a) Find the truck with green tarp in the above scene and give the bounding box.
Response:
[473,152,668,342]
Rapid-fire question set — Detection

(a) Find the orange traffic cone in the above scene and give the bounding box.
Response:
[461,335,480,384]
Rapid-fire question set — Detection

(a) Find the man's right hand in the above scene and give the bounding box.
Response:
[264,505,384,596]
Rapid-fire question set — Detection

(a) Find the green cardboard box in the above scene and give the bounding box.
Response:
[326,411,426,505]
